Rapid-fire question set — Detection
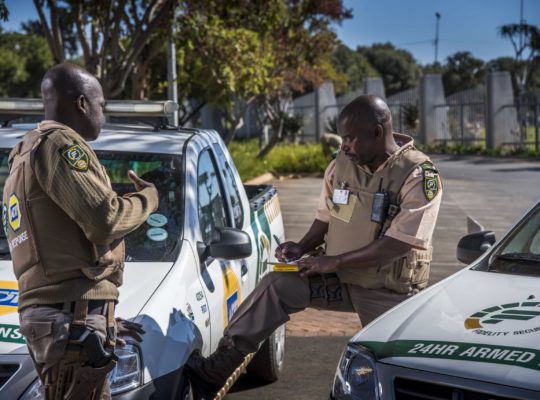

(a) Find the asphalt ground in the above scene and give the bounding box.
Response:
[226,154,540,400]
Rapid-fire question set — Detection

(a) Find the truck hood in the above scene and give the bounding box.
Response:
[352,269,540,391]
[0,260,173,355]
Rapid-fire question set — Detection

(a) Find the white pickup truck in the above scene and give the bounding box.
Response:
[331,203,540,399]
[0,100,286,399]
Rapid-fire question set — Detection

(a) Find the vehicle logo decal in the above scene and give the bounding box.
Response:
[221,262,241,328]
[8,193,21,232]
[358,340,540,372]
[0,323,24,344]
[196,291,204,301]
[0,281,19,316]
[464,300,540,336]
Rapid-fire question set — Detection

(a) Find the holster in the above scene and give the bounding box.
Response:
[63,357,117,400]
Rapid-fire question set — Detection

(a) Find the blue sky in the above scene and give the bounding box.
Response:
[2,0,540,65]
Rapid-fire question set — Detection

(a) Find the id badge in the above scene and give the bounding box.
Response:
[332,189,350,205]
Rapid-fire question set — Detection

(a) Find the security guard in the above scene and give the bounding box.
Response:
[3,63,158,399]
[186,95,442,399]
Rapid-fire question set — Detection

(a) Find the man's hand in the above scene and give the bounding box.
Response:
[115,317,145,346]
[298,255,341,277]
[276,241,304,262]
[128,170,155,192]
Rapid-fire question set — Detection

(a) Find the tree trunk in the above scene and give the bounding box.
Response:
[257,114,284,159]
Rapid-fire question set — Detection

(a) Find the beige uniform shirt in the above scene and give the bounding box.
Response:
[316,151,442,250]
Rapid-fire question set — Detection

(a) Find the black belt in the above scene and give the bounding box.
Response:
[46,300,108,315]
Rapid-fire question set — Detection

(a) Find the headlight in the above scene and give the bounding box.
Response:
[19,378,44,400]
[332,344,381,400]
[109,343,143,395]
[20,343,142,399]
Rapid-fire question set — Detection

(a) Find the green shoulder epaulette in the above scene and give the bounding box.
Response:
[420,162,439,201]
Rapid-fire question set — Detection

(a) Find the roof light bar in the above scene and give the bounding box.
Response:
[0,98,179,117]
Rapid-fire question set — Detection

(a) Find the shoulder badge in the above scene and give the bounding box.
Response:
[420,162,439,201]
[60,143,89,172]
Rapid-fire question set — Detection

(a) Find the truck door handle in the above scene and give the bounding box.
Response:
[241,262,248,277]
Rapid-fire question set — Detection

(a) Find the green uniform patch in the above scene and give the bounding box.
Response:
[61,143,89,172]
[420,162,439,201]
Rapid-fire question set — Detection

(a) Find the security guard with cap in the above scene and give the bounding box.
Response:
[186,94,442,400]
[3,63,158,399]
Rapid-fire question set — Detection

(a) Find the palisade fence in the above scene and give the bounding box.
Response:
[432,86,486,146]
[501,93,540,151]
[387,87,420,141]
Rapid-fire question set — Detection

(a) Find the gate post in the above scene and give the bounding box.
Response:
[419,74,446,145]
[486,71,518,149]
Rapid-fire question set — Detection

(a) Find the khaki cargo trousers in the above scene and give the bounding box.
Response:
[224,272,409,354]
[19,302,116,400]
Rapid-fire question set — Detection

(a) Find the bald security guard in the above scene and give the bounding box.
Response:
[186,95,442,399]
[2,63,158,399]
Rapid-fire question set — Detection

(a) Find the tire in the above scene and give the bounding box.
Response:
[247,324,286,382]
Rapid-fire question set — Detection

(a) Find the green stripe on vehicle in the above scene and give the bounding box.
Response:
[357,340,540,372]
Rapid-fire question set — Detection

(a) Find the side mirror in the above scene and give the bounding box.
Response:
[198,227,252,261]
[456,230,496,264]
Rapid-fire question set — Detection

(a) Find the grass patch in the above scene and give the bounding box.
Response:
[417,143,540,158]
[229,140,331,181]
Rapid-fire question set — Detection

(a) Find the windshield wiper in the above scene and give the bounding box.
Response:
[493,252,540,263]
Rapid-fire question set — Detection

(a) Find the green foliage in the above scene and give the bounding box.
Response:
[229,140,330,181]
[441,52,486,95]
[0,0,8,22]
[331,42,378,95]
[0,33,53,97]
[281,114,303,141]
[357,42,421,96]
[402,103,419,130]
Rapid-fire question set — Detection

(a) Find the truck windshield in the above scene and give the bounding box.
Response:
[0,149,183,262]
[488,206,540,277]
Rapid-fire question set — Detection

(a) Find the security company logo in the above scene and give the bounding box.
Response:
[2,203,7,235]
[61,143,89,172]
[0,281,19,316]
[465,300,540,337]
[221,262,241,328]
[8,194,21,232]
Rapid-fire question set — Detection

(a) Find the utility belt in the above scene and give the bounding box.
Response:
[42,299,118,368]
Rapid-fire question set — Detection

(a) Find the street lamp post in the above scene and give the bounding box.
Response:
[434,12,441,64]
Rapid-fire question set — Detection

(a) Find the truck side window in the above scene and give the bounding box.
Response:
[213,144,244,229]
[197,150,228,243]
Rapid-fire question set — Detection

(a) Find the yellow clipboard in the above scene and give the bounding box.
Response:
[268,262,300,272]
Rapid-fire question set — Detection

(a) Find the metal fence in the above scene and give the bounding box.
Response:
[433,86,486,146]
[501,94,540,151]
[387,87,420,140]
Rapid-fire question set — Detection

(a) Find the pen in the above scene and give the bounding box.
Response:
[273,234,287,262]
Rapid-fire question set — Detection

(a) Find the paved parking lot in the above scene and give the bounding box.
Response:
[228,154,540,399]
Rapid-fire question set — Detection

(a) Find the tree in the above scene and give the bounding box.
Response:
[331,42,378,95]
[441,51,486,95]
[498,23,540,143]
[0,0,8,22]
[33,0,176,98]
[357,42,421,96]
[0,32,53,97]
[255,0,352,158]
[498,23,540,97]
[173,0,351,149]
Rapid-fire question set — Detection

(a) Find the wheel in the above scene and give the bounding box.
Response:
[247,324,286,382]
[176,373,194,400]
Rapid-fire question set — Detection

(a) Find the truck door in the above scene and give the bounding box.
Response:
[196,148,245,352]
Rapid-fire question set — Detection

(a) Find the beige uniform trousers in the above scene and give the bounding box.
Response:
[223,271,409,354]
[19,305,113,400]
